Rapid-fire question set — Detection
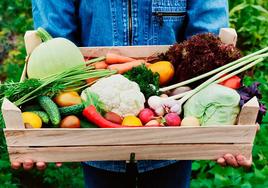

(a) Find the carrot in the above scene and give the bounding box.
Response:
[86,77,99,85]
[93,61,108,69]
[105,53,135,64]
[108,60,147,74]
[145,63,151,67]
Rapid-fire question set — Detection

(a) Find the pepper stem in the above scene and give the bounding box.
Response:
[37,27,53,42]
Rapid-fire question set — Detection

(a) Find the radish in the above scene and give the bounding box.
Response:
[139,108,155,124]
[164,113,181,126]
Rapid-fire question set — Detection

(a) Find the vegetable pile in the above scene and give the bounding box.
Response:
[0,29,267,129]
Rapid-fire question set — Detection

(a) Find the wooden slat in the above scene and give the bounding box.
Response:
[79,45,170,58]
[7,144,252,162]
[24,30,42,55]
[238,97,259,125]
[4,125,257,147]
[1,98,24,129]
[19,64,27,82]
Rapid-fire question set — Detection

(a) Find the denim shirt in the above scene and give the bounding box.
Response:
[32,0,229,173]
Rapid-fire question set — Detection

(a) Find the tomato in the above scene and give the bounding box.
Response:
[60,115,81,128]
[219,75,241,89]
[122,116,143,127]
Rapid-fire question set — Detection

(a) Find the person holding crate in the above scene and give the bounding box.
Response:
[12,0,253,188]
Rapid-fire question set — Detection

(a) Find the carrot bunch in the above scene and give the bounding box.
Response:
[87,53,150,74]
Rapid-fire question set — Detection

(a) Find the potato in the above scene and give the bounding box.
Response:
[181,116,200,126]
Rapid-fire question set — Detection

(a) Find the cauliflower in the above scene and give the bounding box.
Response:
[81,74,145,117]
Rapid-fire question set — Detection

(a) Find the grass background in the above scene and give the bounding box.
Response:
[0,0,267,187]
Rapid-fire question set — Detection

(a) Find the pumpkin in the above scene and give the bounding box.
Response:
[27,28,85,79]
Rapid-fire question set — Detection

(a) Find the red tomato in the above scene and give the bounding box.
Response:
[219,75,241,89]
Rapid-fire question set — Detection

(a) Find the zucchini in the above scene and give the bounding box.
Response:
[59,104,84,116]
[38,96,61,127]
[30,111,49,124]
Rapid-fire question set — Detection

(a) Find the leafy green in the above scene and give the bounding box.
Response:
[0,64,115,106]
[81,90,105,114]
[124,64,160,99]
[0,78,65,107]
[0,79,64,102]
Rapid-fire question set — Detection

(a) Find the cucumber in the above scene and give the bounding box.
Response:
[30,111,49,124]
[59,104,84,116]
[38,96,61,127]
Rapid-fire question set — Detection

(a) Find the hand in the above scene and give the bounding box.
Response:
[217,124,260,168]
[11,160,62,171]
[217,154,252,168]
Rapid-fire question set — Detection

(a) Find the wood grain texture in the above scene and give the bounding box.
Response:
[238,97,259,125]
[79,45,170,58]
[4,125,257,147]
[7,144,252,162]
[19,64,27,82]
[24,30,42,55]
[1,98,24,129]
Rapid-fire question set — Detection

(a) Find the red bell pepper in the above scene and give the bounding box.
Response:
[219,75,241,89]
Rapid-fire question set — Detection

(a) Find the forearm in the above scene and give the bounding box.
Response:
[31,0,80,44]
[185,0,229,38]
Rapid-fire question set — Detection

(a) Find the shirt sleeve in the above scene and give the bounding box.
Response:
[184,0,229,38]
[31,0,80,44]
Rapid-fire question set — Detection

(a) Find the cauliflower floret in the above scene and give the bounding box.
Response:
[82,74,145,117]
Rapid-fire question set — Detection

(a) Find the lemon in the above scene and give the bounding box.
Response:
[22,112,42,128]
[122,116,143,126]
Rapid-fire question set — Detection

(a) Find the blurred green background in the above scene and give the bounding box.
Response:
[0,0,267,187]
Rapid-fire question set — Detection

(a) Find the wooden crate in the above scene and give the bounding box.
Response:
[1,30,259,163]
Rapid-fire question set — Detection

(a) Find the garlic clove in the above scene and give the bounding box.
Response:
[170,103,182,115]
[155,107,165,116]
[148,96,162,109]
